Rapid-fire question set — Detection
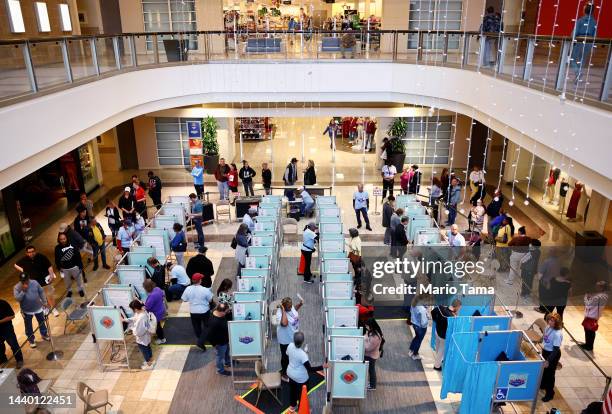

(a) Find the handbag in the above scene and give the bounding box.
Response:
[348,251,361,266]
[230,237,237,249]
[582,317,599,331]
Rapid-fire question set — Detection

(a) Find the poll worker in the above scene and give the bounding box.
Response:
[181,273,213,351]
[276,296,304,382]
[431,299,461,371]
[287,332,326,412]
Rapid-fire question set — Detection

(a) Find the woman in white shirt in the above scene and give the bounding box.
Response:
[540,313,563,402]
[276,297,303,382]
[468,165,485,202]
[581,280,609,351]
[469,199,486,233]
[287,332,325,413]
[128,300,154,370]
[347,228,362,277]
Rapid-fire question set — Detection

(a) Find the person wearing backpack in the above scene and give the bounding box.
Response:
[363,318,384,390]
[171,223,187,267]
[128,300,155,370]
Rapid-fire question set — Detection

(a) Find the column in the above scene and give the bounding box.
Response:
[380,0,410,55]
[197,0,225,53]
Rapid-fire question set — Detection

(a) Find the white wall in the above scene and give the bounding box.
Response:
[0,62,610,199]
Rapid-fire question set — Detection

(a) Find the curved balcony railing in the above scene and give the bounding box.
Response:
[0,30,610,109]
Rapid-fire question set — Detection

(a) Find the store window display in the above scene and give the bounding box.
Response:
[543,167,561,203]
[566,182,584,222]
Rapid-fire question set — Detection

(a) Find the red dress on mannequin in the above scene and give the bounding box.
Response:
[566,183,583,219]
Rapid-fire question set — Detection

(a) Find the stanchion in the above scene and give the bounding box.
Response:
[44,310,63,361]
[372,187,382,216]
[510,290,523,319]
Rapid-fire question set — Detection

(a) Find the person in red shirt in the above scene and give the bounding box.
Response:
[349,117,358,142]
[365,118,377,151]
[133,182,147,220]
[227,163,239,205]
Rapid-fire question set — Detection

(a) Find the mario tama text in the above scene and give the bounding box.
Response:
[371,258,486,279]
[372,282,495,296]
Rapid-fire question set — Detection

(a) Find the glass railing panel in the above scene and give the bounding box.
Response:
[499,36,528,81]
[445,33,463,65]
[133,35,156,66]
[0,43,33,99]
[464,34,481,67]
[566,40,610,103]
[29,40,68,89]
[528,38,563,90]
[95,37,117,74]
[395,32,417,63]
[117,36,134,68]
[66,38,95,80]
[420,33,445,65]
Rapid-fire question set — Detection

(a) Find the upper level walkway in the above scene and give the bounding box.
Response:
[1,29,611,109]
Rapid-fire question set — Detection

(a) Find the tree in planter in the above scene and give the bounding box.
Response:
[386,118,407,170]
[387,117,408,142]
[201,116,220,174]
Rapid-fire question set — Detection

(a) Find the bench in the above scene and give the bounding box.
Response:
[245,38,282,53]
[321,37,341,52]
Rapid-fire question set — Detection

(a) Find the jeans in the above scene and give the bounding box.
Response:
[0,327,23,362]
[410,325,427,355]
[302,250,313,281]
[168,283,187,301]
[365,133,374,150]
[215,343,231,372]
[483,37,497,66]
[446,205,457,226]
[384,227,393,245]
[355,208,370,227]
[365,356,377,387]
[217,181,229,200]
[138,343,152,363]
[584,328,596,350]
[23,312,48,343]
[280,343,289,375]
[174,252,185,267]
[382,180,394,199]
[194,184,204,199]
[193,218,205,247]
[301,201,314,217]
[190,312,210,348]
[92,242,107,267]
[243,181,254,197]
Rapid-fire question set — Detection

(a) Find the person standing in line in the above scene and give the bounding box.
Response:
[382,196,396,245]
[239,160,257,197]
[104,199,121,246]
[227,163,239,205]
[147,171,163,210]
[133,182,148,220]
[143,279,166,344]
[323,119,337,150]
[76,192,94,218]
[118,187,136,222]
[186,246,214,280]
[283,158,299,201]
[181,273,213,351]
[469,199,486,233]
[347,228,362,278]
[15,245,59,317]
[171,223,187,267]
[520,239,541,298]
[214,158,231,201]
[88,218,110,271]
[167,262,190,301]
[364,318,384,390]
[535,250,561,314]
[262,163,272,195]
[408,165,422,195]
[469,165,485,203]
[303,160,316,186]
[234,223,251,274]
[480,6,502,67]
[365,118,377,152]
[409,295,429,361]
[189,193,205,248]
[216,279,234,308]
[0,299,24,368]
[388,208,403,250]
[547,267,572,319]
[13,274,50,348]
[242,208,256,233]
[507,226,531,286]
[207,303,232,376]
[287,331,326,412]
[54,233,85,298]
[446,177,461,226]
[495,216,514,274]
[400,167,410,195]
[431,299,461,371]
[430,177,442,223]
[191,160,205,199]
[581,280,609,352]
[116,219,134,254]
[353,184,372,231]
[540,313,563,402]
[570,3,597,84]
[486,189,504,236]
[146,257,167,292]
[381,163,397,199]
[391,216,409,258]
[297,187,315,218]
[276,296,303,382]
[127,300,155,370]
[73,209,91,242]
[301,223,318,284]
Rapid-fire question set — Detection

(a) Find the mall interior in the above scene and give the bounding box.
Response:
[0,0,611,413]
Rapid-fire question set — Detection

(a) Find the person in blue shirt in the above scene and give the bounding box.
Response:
[446,177,461,226]
[353,184,372,231]
[189,193,205,248]
[167,262,191,301]
[191,160,204,199]
[297,187,314,218]
[489,208,508,235]
[301,223,318,284]
[117,219,134,253]
[480,6,502,67]
[242,208,256,232]
[540,313,563,402]
[181,273,212,351]
[571,3,597,83]
[409,295,429,360]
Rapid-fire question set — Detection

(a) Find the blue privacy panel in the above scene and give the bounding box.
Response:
[407,215,432,242]
[472,316,512,333]
[255,215,278,222]
[141,229,170,261]
[241,268,269,278]
[127,252,152,266]
[102,285,135,317]
[234,291,265,302]
[323,258,349,273]
[251,235,275,247]
[228,320,264,357]
[237,276,266,292]
[323,273,353,283]
[262,195,282,203]
[320,239,345,253]
[89,306,124,341]
[395,194,417,205]
[320,222,342,234]
[325,298,356,308]
[318,206,340,218]
[326,306,358,328]
[248,246,274,257]
[254,221,276,232]
[497,361,543,402]
[161,204,186,226]
[232,301,263,321]
[244,255,270,269]
[324,281,353,299]
[330,335,365,362]
[321,251,348,260]
[415,229,442,245]
[330,360,368,399]
[116,266,147,300]
[167,196,191,213]
[318,216,342,224]
[478,331,523,362]
[258,206,280,217]
[402,202,426,216]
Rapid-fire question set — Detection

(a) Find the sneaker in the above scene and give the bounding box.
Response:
[78,290,85,298]
[357,224,362,229]
[29,342,37,349]
[303,279,314,284]
[155,338,167,345]
[281,375,290,382]
[224,363,231,368]
[93,265,99,271]
[141,363,154,371]
[103,264,111,270]
[366,226,372,231]
[66,291,73,298]
[433,366,442,371]
[367,385,376,391]
[578,343,593,351]
[52,308,60,317]
[411,354,422,360]
[42,336,50,342]
[217,370,231,376]
[16,361,24,369]
[408,350,414,357]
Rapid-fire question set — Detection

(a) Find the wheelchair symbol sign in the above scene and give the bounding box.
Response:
[495,387,508,401]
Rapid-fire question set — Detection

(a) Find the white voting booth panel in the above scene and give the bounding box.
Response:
[102,285,136,316]
[326,306,358,328]
[329,335,365,362]
[320,222,343,234]
[161,203,186,226]
[167,196,191,213]
[116,266,147,299]
[322,258,350,273]
[228,320,265,357]
[316,196,336,205]
[323,281,353,300]
[320,238,345,253]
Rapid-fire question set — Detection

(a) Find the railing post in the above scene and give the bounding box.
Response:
[203,32,209,61]
[112,36,121,70]
[153,34,159,64]
[417,31,424,62]
[60,39,73,83]
[22,41,38,92]
[523,37,535,81]
[478,34,487,69]
[600,44,612,101]
[442,33,449,64]
[129,35,137,66]
[392,32,398,60]
[555,40,572,91]
[462,34,470,67]
[90,37,100,76]
[496,35,507,74]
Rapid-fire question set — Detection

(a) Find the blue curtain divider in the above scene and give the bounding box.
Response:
[440,332,479,397]
[459,361,498,414]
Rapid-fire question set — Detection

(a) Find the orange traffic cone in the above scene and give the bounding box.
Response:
[297,252,305,275]
[298,384,310,414]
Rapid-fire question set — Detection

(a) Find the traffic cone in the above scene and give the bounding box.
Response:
[298,384,310,414]
[297,252,305,275]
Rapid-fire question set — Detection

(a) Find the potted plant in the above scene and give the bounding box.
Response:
[202,116,219,174]
[386,118,407,170]
[258,6,268,18]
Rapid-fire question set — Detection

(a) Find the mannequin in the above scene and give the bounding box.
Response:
[566,181,583,221]
[543,168,561,203]
[558,178,569,215]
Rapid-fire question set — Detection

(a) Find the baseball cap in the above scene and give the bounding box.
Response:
[291,157,298,163]
[58,223,68,232]
[192,273,203,282]
[124,186,131,192]
[19,273,29,282]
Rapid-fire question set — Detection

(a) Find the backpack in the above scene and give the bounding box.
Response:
[146,311,157,334]
[171,231,187,252]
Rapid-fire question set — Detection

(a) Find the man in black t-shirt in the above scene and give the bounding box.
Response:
[207,303,231,375]
[0,299,23,368]
[14,245,59,317]
[431,299,462,370]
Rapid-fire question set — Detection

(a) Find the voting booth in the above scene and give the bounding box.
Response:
[87,305,131,371]
[441,330,544,414]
